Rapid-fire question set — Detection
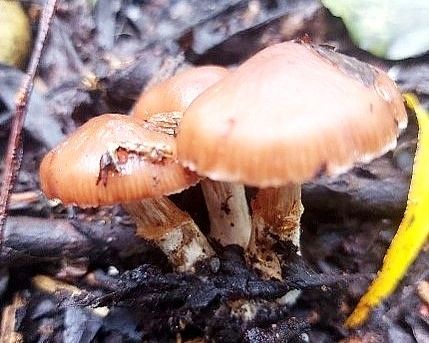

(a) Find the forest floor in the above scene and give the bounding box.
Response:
[1,0,428,342]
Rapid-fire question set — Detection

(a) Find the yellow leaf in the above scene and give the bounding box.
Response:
[0,0,31,68]
[346,94,429,327]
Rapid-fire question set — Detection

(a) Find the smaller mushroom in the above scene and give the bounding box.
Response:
[39,114,214,272]
[176,41,408,279]
[133,66,252,249]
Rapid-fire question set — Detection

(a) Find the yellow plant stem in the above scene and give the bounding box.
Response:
[346,94,429,328]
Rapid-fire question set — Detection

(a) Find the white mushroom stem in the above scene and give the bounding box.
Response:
[246,184,303,279]
[123,197,214,272]
[200,180,252,249]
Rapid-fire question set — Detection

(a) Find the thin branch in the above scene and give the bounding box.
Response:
[0,0,58,248]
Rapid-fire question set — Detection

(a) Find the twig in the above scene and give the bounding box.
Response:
[0,0,58,248]
[1,216,148,267]
[0,292,27,342]
[9,191,43,210]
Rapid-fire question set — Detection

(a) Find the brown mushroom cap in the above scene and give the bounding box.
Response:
[132,66,229,118]
[40,114,199,207]
[177,41,408,187]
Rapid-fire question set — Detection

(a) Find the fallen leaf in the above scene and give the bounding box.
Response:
[346,94,429,327]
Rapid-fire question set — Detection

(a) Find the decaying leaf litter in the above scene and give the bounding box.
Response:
[1,0,429,342]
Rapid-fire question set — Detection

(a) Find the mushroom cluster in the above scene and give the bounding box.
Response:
[39,41,407,281]
[176,41,407,278]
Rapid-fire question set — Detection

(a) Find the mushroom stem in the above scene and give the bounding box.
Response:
[123,197,214,272]
[247,184,303,279]
[200,180,252,249]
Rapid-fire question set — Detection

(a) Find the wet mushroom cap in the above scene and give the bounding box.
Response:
[40,114,199,207]
[132,65,229,118]
[177,41,408,187]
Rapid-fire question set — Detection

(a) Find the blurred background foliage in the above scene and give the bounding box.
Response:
[0,0,31,68]
[322,0,429,59]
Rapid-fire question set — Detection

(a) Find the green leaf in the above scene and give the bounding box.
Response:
[321,0,429,59]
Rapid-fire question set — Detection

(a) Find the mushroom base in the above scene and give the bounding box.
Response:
[246,184,303,279]
[124,197,214,272]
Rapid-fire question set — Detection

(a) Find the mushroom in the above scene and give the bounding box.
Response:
[39,113,214,272]
[176,41,408,279]
[132,66,252,249]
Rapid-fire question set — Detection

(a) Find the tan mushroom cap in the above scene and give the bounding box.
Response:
[40,114,199,207]
[132,65,229,118]
[177,41,408,187]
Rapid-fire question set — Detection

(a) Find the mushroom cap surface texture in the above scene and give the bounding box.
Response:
[177,41,408,187]
[40,114,199,207]
[133,65,229,118]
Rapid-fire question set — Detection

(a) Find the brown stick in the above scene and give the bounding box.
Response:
[0,292,27,343]
[0,0,58,248]
[0,216,147,267]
